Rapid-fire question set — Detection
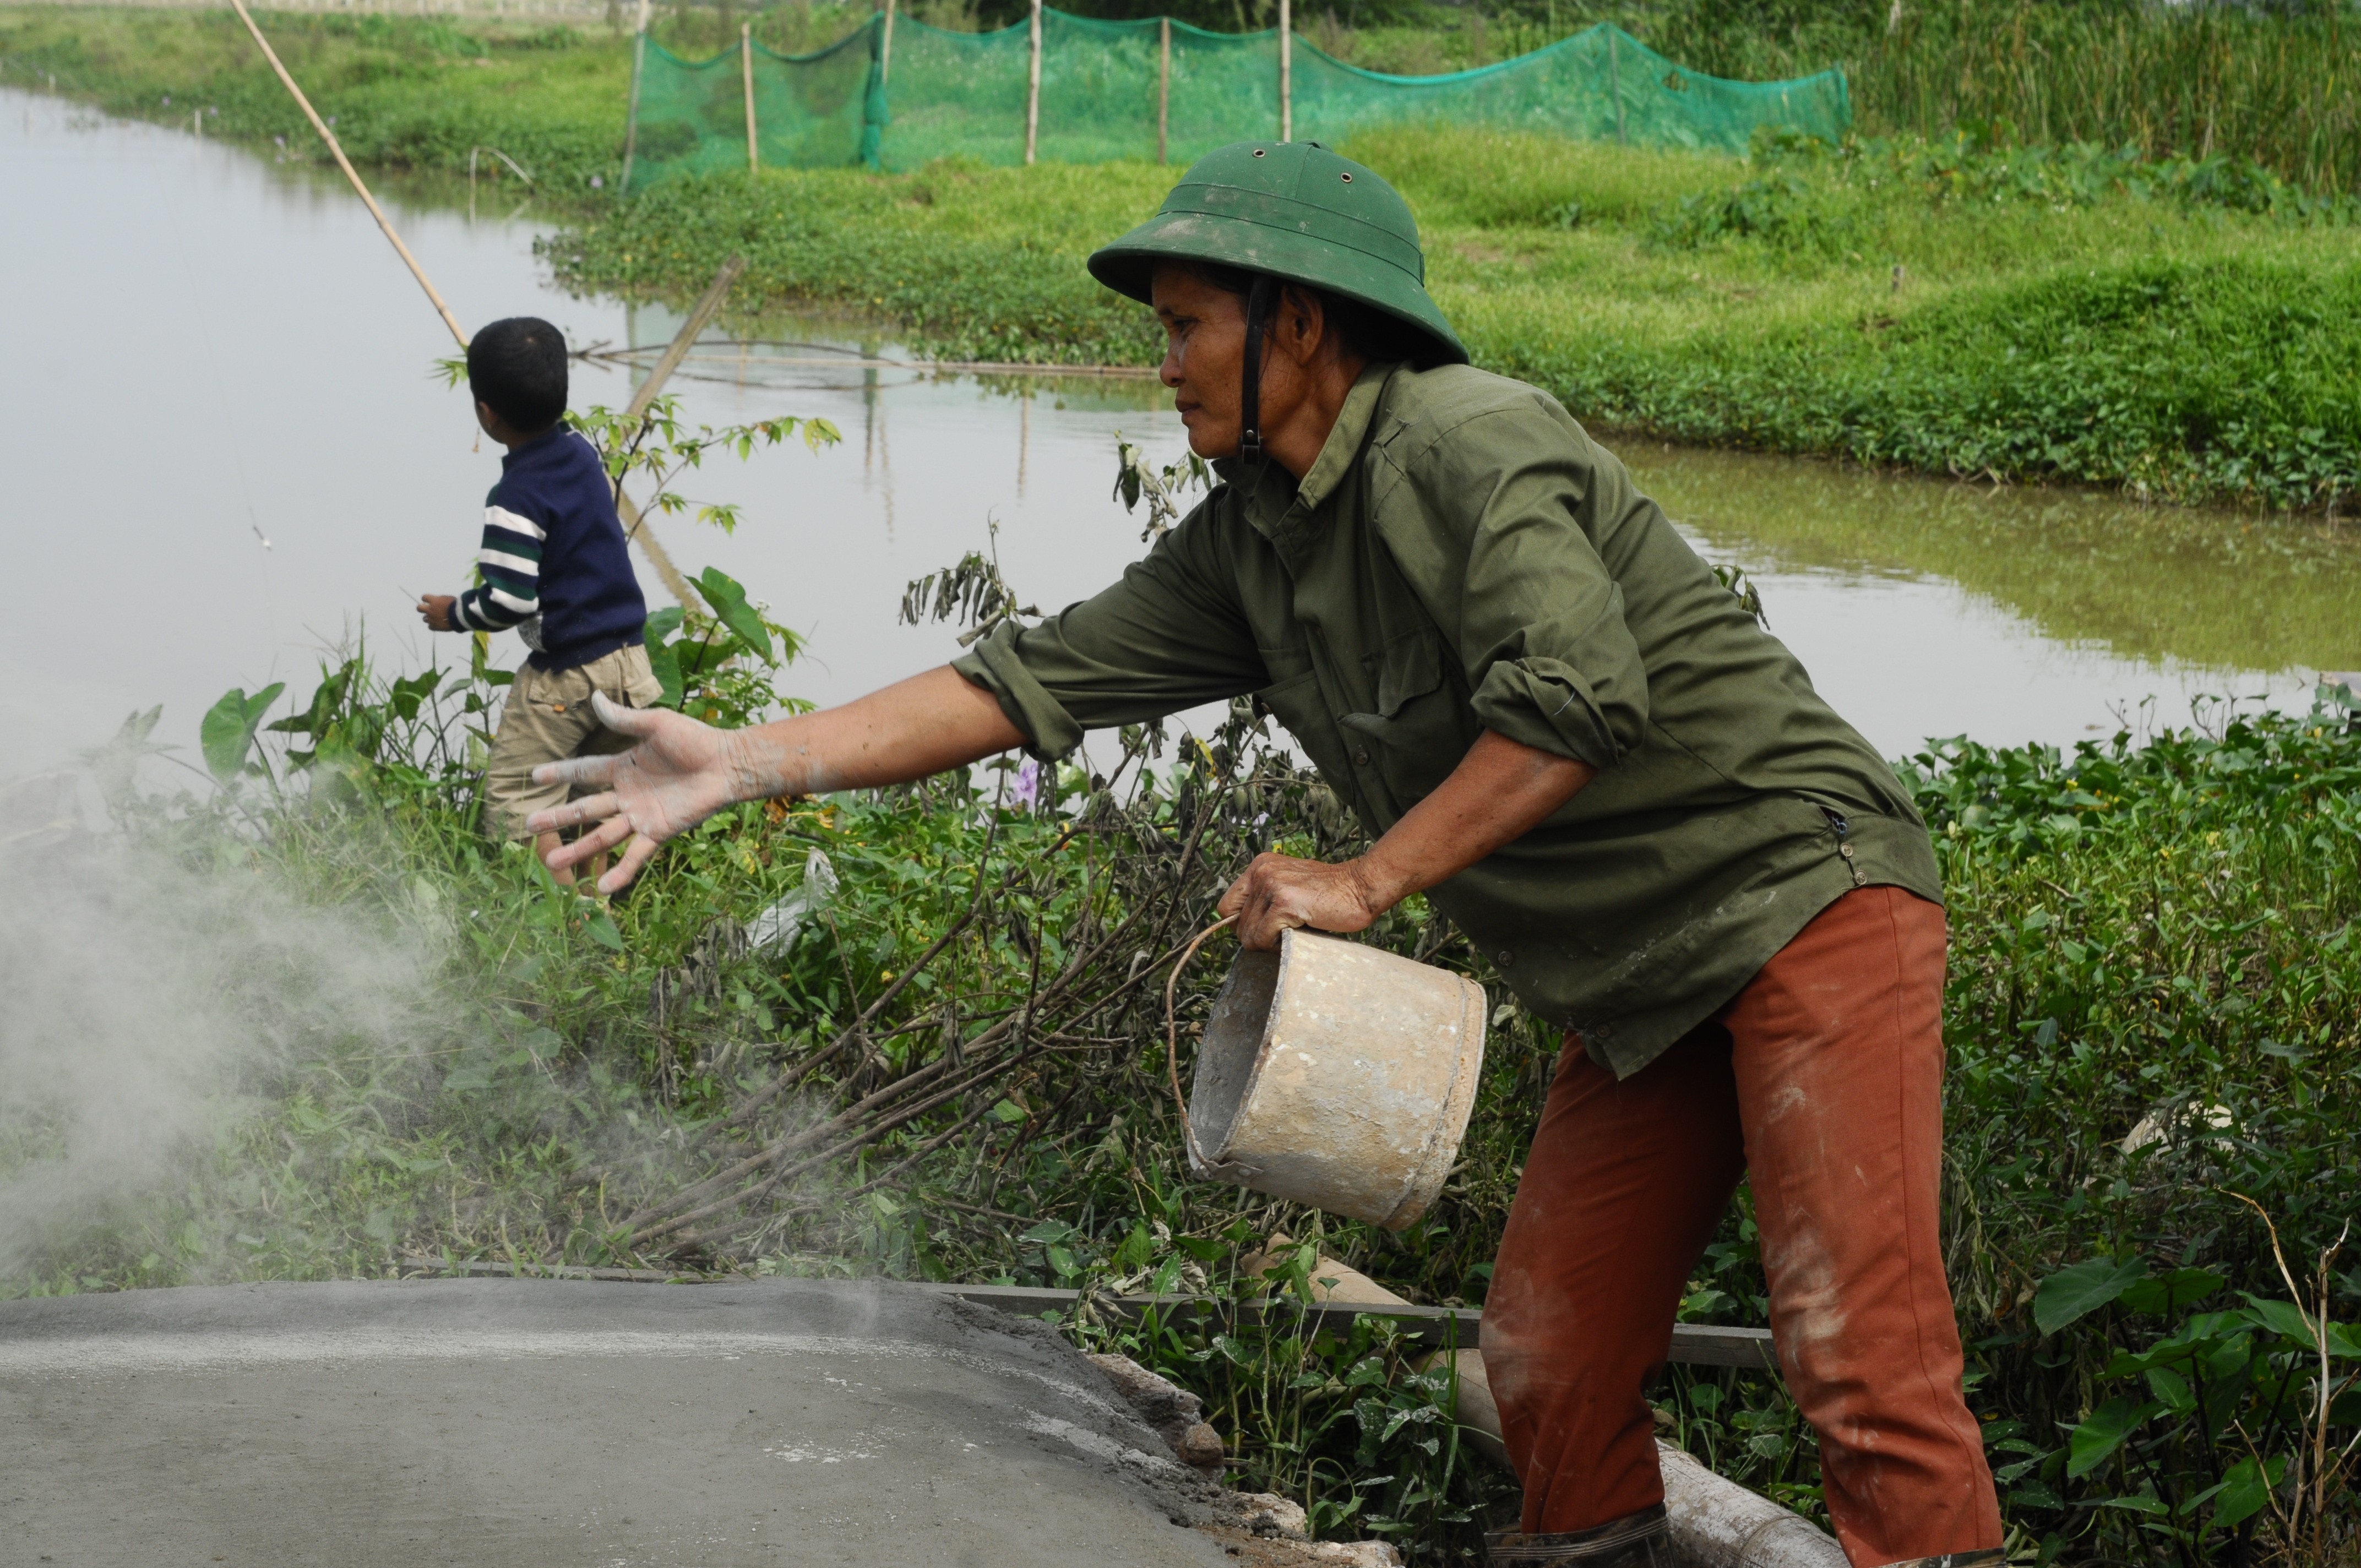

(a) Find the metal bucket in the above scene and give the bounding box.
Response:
[1187,929,1487,1231]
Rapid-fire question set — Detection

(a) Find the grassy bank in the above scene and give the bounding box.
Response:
[0,6,637,190]
[546,126,2361,508]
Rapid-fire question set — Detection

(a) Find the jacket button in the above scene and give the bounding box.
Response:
[1498,950,1514,966]
[1353,747,1371,766]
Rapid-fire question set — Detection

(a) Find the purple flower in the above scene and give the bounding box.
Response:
[1010,759,1042,810]
[161,95,171,106]
[325,115,336,126]
[590,174,605,189]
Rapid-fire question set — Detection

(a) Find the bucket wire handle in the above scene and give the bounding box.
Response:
[1164,914,1238,1171]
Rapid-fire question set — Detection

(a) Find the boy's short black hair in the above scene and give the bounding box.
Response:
[467,317,569,433]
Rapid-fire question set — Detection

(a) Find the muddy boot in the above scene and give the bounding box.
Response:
[1870,1554,2007,1568]
[1485,1504,1672,1566]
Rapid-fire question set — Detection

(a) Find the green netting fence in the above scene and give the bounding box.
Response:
[621,11,1848,192]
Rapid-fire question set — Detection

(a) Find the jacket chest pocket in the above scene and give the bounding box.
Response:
[1341,628,1480,810]
[1254,668,1357,796]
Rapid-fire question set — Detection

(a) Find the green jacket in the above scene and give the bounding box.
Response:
[955,361,1941,1077]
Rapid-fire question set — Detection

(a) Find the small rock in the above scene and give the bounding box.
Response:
[1308,1544,1402,1567]
[1176,1420,1226,1469]
[1233,1491,1308,1540]
[2123,1101,2234,1156]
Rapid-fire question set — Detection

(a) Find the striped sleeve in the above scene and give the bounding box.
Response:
[450,504,545,632]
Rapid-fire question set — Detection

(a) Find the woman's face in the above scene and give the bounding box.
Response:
[1151,263,1250,460]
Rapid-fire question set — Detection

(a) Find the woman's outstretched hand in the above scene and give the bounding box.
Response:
[526,693,746,894]
[523,667,1029,896]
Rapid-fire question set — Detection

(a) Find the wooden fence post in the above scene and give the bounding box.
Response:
[1025,0,1043,165]
[1278,0,1291,141]
[1157,15,1169,165]
[742,21,758,170]
[1608,28,1628,145]
[621,0,650,191]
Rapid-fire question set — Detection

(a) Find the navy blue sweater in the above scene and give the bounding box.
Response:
[449,425,647,672]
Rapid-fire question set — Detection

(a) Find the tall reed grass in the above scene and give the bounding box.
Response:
[1323,0,2361,195]
[1858,1,2361,196]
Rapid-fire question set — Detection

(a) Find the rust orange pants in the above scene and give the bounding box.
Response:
[1479,886,2003,1566]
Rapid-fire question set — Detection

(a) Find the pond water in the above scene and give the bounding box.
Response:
[7,85,2359,781]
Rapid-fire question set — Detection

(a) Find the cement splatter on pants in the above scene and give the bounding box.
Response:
[1481,885,2003,1565]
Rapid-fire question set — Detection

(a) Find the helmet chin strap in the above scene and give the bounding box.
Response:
[1238,275,1274,469]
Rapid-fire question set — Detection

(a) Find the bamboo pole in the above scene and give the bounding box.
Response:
[621,0,651,192]
[881,0,895,83]
[613,257,747,611]
[224,0,466,347]
[1025,0,1042,166]
[741,21,758,171]
[1279,0,1291,141]
[625,257,746,423]
[1157,15,1169,164]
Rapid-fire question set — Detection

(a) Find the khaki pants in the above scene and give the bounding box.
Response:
[1481,886,2003,1565]
[482,644,663,842]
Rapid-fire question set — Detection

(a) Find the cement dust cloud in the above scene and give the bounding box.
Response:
[0,781,439,1280]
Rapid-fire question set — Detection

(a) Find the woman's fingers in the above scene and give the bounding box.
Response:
[587,691,662,737]
[601,833,665,895]
[1234,867,1288,950]
[527,791,620,836]
[1216,875,1250,919]
[535,752,621,791]
[1223,851,1375,949]
[549,813,638,870]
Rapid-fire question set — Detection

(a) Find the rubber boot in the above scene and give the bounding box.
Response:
[1486,1504,1672,1566]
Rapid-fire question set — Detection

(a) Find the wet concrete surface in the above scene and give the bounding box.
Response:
[0,1277,1245,1566]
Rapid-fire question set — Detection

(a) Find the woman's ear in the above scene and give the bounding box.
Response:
[1276,284,1328,366]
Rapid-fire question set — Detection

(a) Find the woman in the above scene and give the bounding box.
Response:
[530,140,2003,1568]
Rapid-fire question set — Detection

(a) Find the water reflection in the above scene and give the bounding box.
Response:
[1625,447,2357,754]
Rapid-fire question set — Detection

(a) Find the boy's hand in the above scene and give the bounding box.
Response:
[417,594,458,633]
[527,694,742,894]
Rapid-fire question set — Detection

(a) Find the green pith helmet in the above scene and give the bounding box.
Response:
[1087,140,1469,368]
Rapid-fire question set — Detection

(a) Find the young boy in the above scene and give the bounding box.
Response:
[416,316,661,884]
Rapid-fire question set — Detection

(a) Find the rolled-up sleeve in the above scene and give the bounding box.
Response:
[951,501,1270,761]
[1389,405,1651,771]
